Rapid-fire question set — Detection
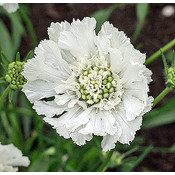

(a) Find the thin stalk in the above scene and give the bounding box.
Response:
[145,39,175,65]
[18,8,37,48]
[153,87,171,108]
[97,149,115,172]
[0,86,10,109]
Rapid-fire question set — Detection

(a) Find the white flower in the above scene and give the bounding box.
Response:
[0,143,30,172]
[22,17,153,152]
[0,3,19,13]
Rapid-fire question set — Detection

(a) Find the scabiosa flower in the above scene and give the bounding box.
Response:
[22,17,153,151]
[0,3,19,13]
[0,143,30,172]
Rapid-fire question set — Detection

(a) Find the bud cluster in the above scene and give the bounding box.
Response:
[5,61,27,90]
[78,66,116,106]
[167,67,175,88]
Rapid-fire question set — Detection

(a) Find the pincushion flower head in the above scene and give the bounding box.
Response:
[0,143,30,172]
[22,17,153,152]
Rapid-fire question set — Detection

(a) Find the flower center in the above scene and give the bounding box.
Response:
[167,67,175,88]
[78,66,117,106]
[5,61,27,90]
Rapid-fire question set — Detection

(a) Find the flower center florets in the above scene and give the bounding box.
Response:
[78,66,117,106]
[167,67,175,88]
[5,61,27,90]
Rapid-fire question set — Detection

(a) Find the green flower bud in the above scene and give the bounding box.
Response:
[82,95,86,100]
[107,82,112,89]
[103,88,108,93]
[5,75,11,83]
[87,99,94,105]
[94,98,99,103]
[103,80,108,85]
[167,67,175,88]
[103,93,109,98]
[5,61,27,90]
[108,76,113,82]
[99,89,103,94]
[10,84,18,90]
[98,94,103,99]
[83,71,88,76]
[109,87,114,93]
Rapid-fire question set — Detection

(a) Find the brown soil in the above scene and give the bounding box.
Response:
[19,3,175,172]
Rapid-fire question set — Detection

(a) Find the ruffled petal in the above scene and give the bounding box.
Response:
[48,21,70,42]
[34,39,71,75]
[70,127,93,146]
[22,80,57,103]
[0,143,30,172]
[58,17,96,59]
[99,21,131,49]
[33,101,66,118]
[95,35,110,57]
[113,109,142,144]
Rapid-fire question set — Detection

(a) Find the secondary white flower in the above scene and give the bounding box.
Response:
[0,143,30,172]
[22,17,153,152]
[0,3,19,13]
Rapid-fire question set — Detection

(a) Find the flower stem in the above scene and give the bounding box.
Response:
[152,87,171,108]
[145,39,175,66]
[18,8,38,48]
[0,86,10,109]
[97,149,115,172]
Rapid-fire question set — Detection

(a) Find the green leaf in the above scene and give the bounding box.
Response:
[1,63,8,72]
[131,3,149,43]
[0,52,10,65]
[136,3,149,23]
[143,97,175,129]
[0,77,6,84]
[0,20,13,60]
[25,50,34,61]
[160,49,168,76]
[0,8,25,61]
[91,4,125,34]
[8,88,14,103]
[16,52,20,61]
[120,145,152,172]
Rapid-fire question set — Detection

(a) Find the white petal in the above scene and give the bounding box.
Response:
[22,80,57,103]
[140,96,154,116]
[22,53,66,82]
[109,48,123,73]
[122,94,145,121]
[99,21,131,49]
[95,35,110,57]
[0,143,30,172]
[79,110,119,136]
[44,117,70,139]
[67,107,93,132]
[79,110,106,136]
[48,21,70,42]
[113,110,142,144]
[58,17,96,59]
[33,101,66,118]
[101,130,121,152]
[70,127,92,146]
[34,39,71,75]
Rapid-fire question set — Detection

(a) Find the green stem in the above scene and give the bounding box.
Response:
[0,86,10,109]
[97,149,115,172]
[153,87,171,108]
[18,8,37,48]
[145,39,175,65]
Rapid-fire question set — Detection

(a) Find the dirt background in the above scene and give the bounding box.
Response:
[20,3,175,172]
